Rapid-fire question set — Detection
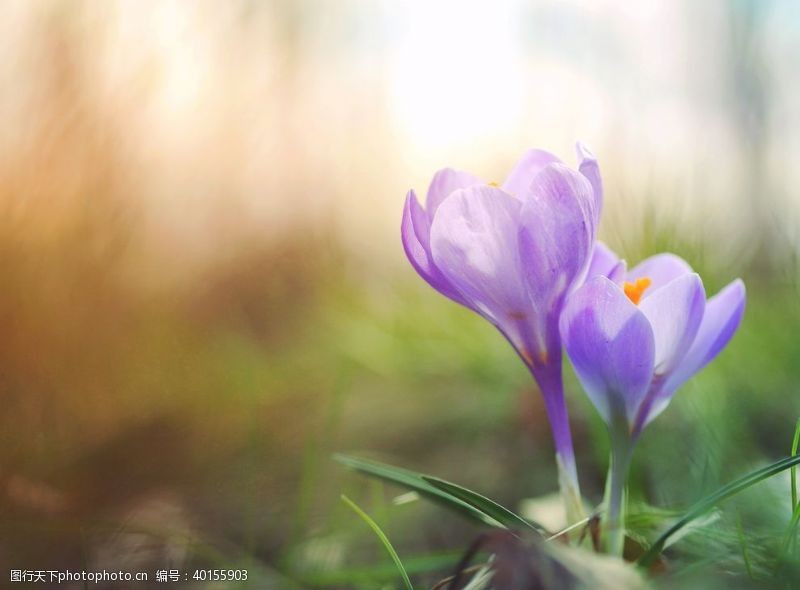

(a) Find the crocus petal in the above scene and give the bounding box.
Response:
[560,276,655,427]
[501,149,562,198]
[661,279,746,398]
[637,273,706,376]
[576,142,602,225]
[401,191,467,306]
[425,168,484,218]
[401,190,430,266]
[430,185,529,327]
[628,253,693,294]
[586,241,627,283]
[519,164,596,303]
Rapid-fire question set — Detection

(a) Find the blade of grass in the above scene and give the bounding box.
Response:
[341,494,413,590]
[422,476,548,536]
[791,418,800,511]
[781,489,800,555]
[638,454,800,567]
[335,454,502,528]
[781,420,800,559]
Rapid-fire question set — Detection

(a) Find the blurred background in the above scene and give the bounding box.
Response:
[0,0,799,587]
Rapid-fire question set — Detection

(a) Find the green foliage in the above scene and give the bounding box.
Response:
[334,454,533,531]
[422,476,548,535]
[341,494,414,590]
[638,454,800,567]
[791,418,800,511]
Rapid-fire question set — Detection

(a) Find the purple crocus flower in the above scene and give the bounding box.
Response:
[401,143,602,520]
[559,247,746,553]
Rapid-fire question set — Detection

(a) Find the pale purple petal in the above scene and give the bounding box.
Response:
[401,191,467,306]
[635,278,745,431]
[501,149,562,198]
[608,262,628,283]
[401,190,431,267]
[628,253,693,295]
[662,278,746,397]
[576,142,602,225]
[425,168,484,218]
[637,273,706,376]
[560,276,655,427]
[518,164,596,308]
[430,185,528,327]
[586,241,627,283]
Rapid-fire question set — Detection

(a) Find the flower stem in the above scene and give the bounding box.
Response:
[557,452,584,524]
[536,364,584,523]
[604,434,632,556]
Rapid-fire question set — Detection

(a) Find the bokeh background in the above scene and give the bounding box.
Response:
[1,0,799,588]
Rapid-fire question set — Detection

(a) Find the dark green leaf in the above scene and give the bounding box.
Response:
[334,454,544,534]
[423,476,548,536]
[335,454,502,527]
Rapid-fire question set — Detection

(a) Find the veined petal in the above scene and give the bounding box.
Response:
[634,278,745,434]
[661,279,746,398]
[401,190,430,265]
[401,191,467,306]
[501,149,562,198]
[576,142,602,226]
[586,241,627,283]
[430,185,528,326]
[638,273,706,376]
[628,253,693,295]
[425,168,484,218]
[560,276,655,428]
[519,164,596,307]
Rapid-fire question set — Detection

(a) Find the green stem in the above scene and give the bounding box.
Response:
[604,430,633,557]
[557,453,585,525]
[791,417,800,512]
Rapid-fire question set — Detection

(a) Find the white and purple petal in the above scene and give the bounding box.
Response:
[560,276,656,428]
[586,241,627,283]
[662,278,746,398]
[628,253,693,295]
[401,191,467,306]
[429,185,530,331]
[519,163,597,303]
[501,149,562,198]
[637,273,706,376]
[576,142,602,226]
[425,168,484,218]
[635,278,745,431]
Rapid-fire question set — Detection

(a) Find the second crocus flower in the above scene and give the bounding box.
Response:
[560,249,746,554]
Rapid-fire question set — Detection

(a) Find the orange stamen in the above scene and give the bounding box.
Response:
[623,277,652,305]
[488,181,499,187]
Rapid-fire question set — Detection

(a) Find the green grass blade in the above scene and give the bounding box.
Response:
[334,454,503,528]
[638,454,800,567]
[791,418,800,511]
[422,476,548,536]
[781,490,800,555]
[341,494,414,590]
